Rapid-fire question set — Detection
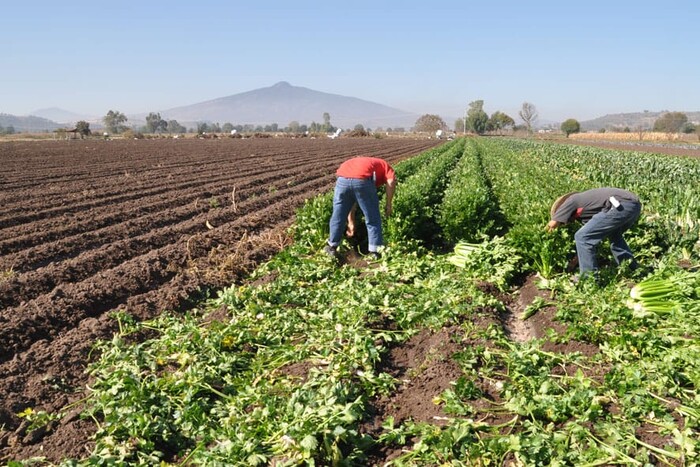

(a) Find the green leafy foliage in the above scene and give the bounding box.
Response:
[449,236,522,291]
[386,139,464,246]
[438,139,507,244]
[290,191,333,247]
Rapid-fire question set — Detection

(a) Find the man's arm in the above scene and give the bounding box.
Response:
[384,178,396,217]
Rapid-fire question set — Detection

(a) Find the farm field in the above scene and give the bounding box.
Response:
[0,137,441,462]
[550,137,700,159]
[2,137,699,466]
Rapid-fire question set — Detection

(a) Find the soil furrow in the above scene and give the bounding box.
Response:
[0,157,339,259]
[0,174,335,310]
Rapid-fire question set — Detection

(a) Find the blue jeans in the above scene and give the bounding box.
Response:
[328,176,383,252]
[574,200,642,275]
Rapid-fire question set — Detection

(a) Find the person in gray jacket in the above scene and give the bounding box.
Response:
[547,187,642,278]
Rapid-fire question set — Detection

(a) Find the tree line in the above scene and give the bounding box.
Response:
[98,110,406,136]
[421,101,540,135]
[62,107,699,140]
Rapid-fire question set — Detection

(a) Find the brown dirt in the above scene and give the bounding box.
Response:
[0,137,440,462]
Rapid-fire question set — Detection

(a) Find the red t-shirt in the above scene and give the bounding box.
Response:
[336,157,395,188]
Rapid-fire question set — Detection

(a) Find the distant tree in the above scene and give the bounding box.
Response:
[488,111,515,134]
[519,102,538,134]
[322,112,332,132]
[636,125,645,141]
[347,129,369,137]
[210,123,221,133]
[75,121,91,138]
[354,124,365,131]
[197,122,210,134]
[688,124,700,141]
[287,121,300,133]
[560,118,581,137]
[414,114,448,133]
[145,112,167,133]
[0,124,15,135]
[465,100,489,135]
[102,110,128,134]
[166,120,185,134]
[222,122,234,133]
[454,119,465,133]
[653,112,688,133]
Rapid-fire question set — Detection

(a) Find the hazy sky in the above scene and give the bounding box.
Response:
[2,0,697,123]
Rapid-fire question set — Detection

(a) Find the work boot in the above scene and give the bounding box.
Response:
[324,244,338,258]
[368,251,381,260]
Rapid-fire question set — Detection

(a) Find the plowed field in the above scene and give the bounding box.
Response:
[0,137,440,462]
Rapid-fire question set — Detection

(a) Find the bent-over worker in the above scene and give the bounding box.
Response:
[547,187,642,278]
[325,156,396,259]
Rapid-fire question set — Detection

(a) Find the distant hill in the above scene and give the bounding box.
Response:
[158,81,421,129]
[581,111,700,131]
[30,107,93,124]
[0,113,62,132]
[10,87,700,134]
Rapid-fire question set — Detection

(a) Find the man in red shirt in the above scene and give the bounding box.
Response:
[325,156,396,259]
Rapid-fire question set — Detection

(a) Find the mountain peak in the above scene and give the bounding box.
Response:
[160,82,419,128]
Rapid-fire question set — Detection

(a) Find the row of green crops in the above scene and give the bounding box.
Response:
[385,138,465,246]
[437,138,507,245]
[19,138,699,466]
[476,138,700,277]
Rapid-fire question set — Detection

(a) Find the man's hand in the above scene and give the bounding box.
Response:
[346,203,357,237]
[546,220,560,232]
